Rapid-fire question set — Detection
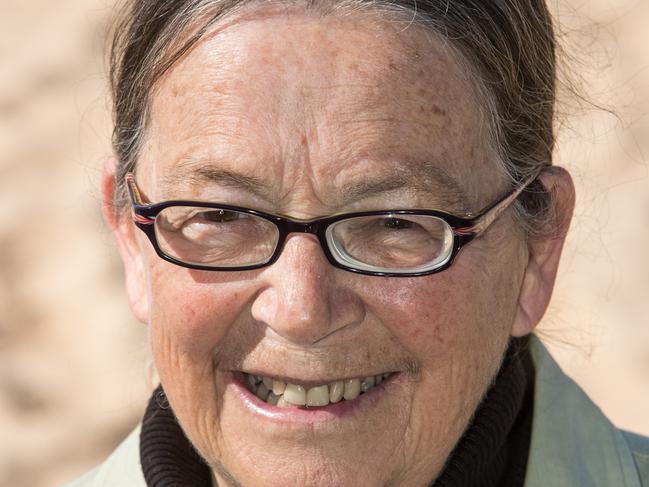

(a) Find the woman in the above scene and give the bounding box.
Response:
[68,0,649,485]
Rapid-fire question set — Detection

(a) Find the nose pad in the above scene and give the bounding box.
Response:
[250,234,365,346]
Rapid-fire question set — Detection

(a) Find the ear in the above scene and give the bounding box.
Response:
[101,159,149,324]
[511,167,575,337]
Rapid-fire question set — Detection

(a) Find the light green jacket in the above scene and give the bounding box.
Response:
[65,336,649,486]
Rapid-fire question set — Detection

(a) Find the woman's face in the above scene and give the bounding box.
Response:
[116,8,542,487]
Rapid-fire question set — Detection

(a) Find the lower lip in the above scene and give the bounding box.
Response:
[226,372,397,425]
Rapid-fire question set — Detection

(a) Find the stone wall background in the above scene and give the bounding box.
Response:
[0,1,647,486]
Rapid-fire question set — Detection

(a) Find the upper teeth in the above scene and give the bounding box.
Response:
[245,373,392,407]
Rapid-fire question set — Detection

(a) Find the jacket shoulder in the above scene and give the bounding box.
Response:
[623,430,649,486]
[62,425,146,487]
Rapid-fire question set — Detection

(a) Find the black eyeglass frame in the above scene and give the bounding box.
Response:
[125,171,540,277]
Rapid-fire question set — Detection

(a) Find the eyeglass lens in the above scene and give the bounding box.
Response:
[326,214,454,273]
[155,207,280,267]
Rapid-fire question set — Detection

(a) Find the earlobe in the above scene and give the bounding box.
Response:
[512,167,576,337]
[101,158,149,325]
[511,247,549,337]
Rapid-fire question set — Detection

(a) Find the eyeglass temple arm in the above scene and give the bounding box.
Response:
[125,172,157,226]
[454,172,540,237]
[125,173,145,205]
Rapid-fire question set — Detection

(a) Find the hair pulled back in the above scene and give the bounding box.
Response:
[109,0,557,237]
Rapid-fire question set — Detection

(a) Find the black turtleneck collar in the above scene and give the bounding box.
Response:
[140,338,533,487]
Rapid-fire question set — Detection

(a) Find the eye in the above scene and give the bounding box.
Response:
[381,217,415,230]
[199,210,242,223]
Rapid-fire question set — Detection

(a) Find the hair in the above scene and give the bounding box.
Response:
[109,0,558,238]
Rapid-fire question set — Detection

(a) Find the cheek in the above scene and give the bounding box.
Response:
[144,264,262,457]
[363,265,513,361]
[147,263,255,360]
[358,262,518,472]
[382,284,455,346]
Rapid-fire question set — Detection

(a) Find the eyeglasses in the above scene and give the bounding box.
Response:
[126,172,539,277]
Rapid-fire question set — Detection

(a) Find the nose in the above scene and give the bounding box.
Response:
[250,234,365,346]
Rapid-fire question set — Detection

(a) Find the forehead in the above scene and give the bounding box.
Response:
[141,7,504,210]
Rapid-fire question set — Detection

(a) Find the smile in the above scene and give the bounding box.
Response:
[242,372,396,408]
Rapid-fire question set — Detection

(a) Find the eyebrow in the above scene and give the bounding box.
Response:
[340,165,468,210]
[161,158,468,210]
[161,159,272,201]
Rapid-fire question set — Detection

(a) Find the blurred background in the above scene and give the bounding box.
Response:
[0,0,647,485]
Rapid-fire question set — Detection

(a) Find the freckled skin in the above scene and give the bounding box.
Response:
[129,7,532,487]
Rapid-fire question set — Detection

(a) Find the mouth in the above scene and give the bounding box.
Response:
[239,371,397,408]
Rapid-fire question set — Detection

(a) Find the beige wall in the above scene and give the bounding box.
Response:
[0,1,647,486]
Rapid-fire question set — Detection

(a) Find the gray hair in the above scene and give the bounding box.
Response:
[109,0,557,238]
